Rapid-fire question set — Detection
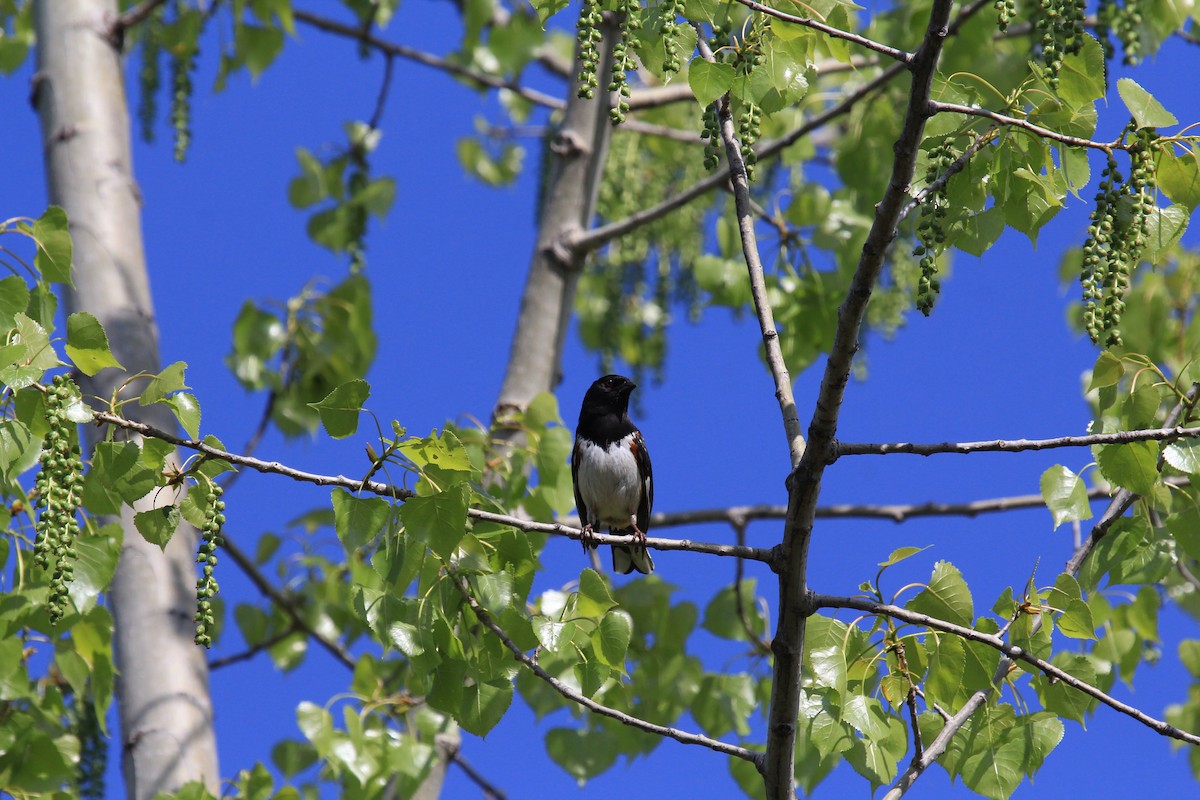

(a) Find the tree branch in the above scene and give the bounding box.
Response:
[815,593,1200,746]
[449,750,507,800]
[700,34,805,465]
[89,409,774,563]
[731,0,912,63]
[220,530,357,670]
[762,4,956,797]
[835,424,1200,458]
[292,9,565,111]
[928,101,1120,152]
[451,573,762,765]
[882,383,1200,797]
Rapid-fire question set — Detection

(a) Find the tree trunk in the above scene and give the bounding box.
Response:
[32,2,220,797]
[493,27,616,415]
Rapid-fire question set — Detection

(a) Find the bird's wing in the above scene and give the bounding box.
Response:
[571,437,589,530]
[631,429,653,533]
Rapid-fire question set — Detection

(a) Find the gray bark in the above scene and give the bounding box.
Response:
[493,28,616,416]
[32,2,220,797]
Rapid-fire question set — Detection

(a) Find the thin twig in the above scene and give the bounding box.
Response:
[732,518,772,655]
[207,625,299,670]
[450,750,508,800]
[928,101,1121,152]
[452,573,763,765]
[699,33,806,465]
[89,410,774,563]
[369,53,396,131]
[882,383,1200,798]
[835,424,1200,458]
[293,10,565,111]
[731,0,912,63]
[220,531,357,670]
[815,593,1200,746]
[110,0,169,42]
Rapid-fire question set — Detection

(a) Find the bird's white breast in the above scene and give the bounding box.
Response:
[576,434,640,528]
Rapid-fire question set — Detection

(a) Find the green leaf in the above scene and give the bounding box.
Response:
[69,523,121,615]
[1056,34,1106,106]
[458,679,513,736]
[576,568,617,617]
[308,379,370,439]
[331,488,390,551]
[691,673,756,738]
[1117,78,1178,128]
[1039,464,1093,529]
[1179,640,1200,677]
[878,545,930,568]
[1033,653,1103,723]
[530,0,569,25]
[594,609,632,667]
[64,312,123,376]
[546,727,619,783]
[134,505,181,550]
[140,361,188,405]
[399,483,469,559]
[1157,148,1200,208]
[687,59,735,107]
[0,419,39,482]
[1164,439,1200,474]
[1094,440,1159,495]
[0,276,30,330]
[1142,205,1189,264]
[907,560,973,627]
[236,23,284,78]
[1088,351,1125,391]
[701,579,767,641]
[271,740,318,778]
[32,206,73,283]
[1050,574,1096,640]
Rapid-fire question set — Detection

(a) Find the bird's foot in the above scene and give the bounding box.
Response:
[580,523,598,552]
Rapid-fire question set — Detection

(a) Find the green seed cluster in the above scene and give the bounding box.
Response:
[609,0,642,124]
[170,47,195,163]
[194,482,225,648]
[698,22,733,172]
[659,0,687,75]
[1080,130,1157,346]
[33,375,84,626]
[994,0,1017,31]
[1034,0,1086,89]
[732,18,767,180]
[737,102,762,181]
[700,104,722,171]
[913,138,956,316]
[575,0,603,100]
[1097,0,1144,65]
[137,26,162,144]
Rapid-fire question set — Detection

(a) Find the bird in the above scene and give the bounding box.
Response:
[571,374,654,574]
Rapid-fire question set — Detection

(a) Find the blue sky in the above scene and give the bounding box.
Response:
[2,2,1199,798]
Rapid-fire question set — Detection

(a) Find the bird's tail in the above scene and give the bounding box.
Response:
[612,544,654,575]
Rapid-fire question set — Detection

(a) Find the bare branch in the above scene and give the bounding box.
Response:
[449,750,508,800]
[835,424,1200,458]
[882,690,989,800]
[207,625,299,670]
[109,0,169,43]
[929,101,1120,152]
[292,10,565,111]
[220,530,357,670]
[883,384,1200,798]
[452,573,763,765]
[731,0,912,63]
[762,4,957,797]
[699,34,806,465]
[89,409,774,563]
[815,593,1200,746]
